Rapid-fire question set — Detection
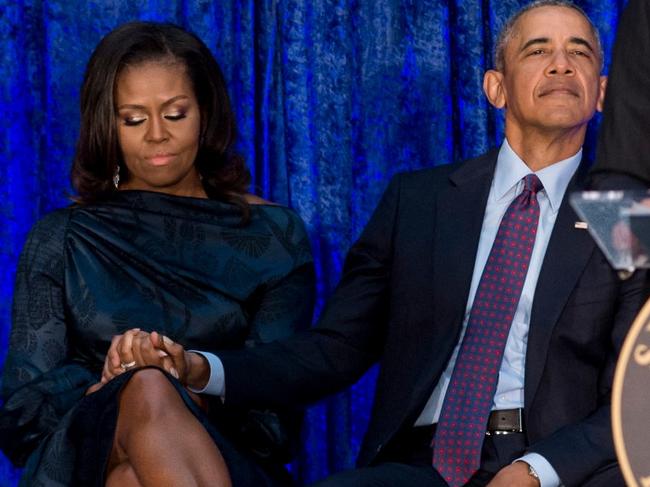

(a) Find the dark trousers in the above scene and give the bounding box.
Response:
[310,426,527,487]
[310,426,626,487]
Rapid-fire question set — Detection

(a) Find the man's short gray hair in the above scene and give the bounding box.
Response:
[494,0,603,72]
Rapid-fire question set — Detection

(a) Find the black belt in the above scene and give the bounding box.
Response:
[485,408,524,435]
[410,408,524,438]
[382,409,525,465]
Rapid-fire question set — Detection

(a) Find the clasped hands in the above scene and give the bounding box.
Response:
[86,329,205,395]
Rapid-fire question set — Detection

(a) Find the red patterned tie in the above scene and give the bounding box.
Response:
[432,174,543,487]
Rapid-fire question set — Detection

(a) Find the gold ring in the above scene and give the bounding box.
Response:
[120,360,137,371]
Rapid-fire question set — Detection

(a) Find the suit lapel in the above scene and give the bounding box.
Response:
[411,151,497,404]
[524,168,595,408]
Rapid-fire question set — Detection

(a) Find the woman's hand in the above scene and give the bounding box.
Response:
[97,329,208,390]
[102,328,138,383]
[91,330,210,409]
[101,329,175,383]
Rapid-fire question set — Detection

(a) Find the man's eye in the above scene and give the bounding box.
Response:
[123,118,146,126]
[530,49,545,55]
[572,50,588,57]
[165,113,187,121]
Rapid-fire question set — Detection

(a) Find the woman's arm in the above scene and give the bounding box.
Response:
[0,210,94,466]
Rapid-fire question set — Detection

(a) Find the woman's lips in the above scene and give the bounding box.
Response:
[146,154,176,166]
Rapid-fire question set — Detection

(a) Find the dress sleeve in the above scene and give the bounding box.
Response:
[219,207,315,464]
[0,210,95,466]
[245,208,316,346]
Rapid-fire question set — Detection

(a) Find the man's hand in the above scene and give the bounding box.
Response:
[486,461,540,487]
[151,331,210,390]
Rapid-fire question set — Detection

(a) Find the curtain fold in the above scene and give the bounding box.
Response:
[0,1,623,484]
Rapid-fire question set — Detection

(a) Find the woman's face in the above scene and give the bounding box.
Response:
[115,60,205,197]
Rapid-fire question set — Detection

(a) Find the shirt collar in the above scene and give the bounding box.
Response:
[493,138,582,213]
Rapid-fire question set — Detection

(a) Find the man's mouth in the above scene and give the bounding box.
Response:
[538,86,579,97]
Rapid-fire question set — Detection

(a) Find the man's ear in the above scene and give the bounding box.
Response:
[483,70,506,109]
[596,75,608,112]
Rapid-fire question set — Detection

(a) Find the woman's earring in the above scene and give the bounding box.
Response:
[113,165,120,189]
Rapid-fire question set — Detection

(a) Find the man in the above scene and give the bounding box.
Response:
[130,1,646,485]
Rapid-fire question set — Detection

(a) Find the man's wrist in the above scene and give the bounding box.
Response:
[185,351,225,396]
[516,461,541,486]
[515,452,562,487]
[185,352,209,389]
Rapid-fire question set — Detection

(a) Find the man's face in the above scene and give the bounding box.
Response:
[486,6,606,135]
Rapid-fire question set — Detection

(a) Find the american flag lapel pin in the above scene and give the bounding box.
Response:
[574,221,588,229]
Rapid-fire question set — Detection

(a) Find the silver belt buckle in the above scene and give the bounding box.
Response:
[485,408,523,436]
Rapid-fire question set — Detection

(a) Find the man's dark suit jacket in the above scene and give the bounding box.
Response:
[220,149,648,486]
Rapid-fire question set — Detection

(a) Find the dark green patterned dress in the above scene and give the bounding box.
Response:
[0,191,315,486]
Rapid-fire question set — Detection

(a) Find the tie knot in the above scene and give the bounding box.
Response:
[523,174,543,195]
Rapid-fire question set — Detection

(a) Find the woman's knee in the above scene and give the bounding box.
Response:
[119,368,182,419]
[106,461,141,487]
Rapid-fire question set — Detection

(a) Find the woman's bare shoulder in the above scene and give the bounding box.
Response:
[242,193,278,206]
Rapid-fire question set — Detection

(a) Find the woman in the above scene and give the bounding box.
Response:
[0,21,314,486]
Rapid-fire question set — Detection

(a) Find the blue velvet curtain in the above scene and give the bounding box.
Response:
[0,0,624,484]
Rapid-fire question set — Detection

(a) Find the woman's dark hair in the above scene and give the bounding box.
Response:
[71,21,251,213]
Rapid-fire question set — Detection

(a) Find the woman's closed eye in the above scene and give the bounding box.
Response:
[122,113,187,126]
[123,116,146,126]
[165,113,187,121]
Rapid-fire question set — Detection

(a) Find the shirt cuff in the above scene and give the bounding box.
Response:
[186,350,225,397]
[516,453,563,487]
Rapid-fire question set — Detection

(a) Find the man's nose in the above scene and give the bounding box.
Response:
[545,51,575,76]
